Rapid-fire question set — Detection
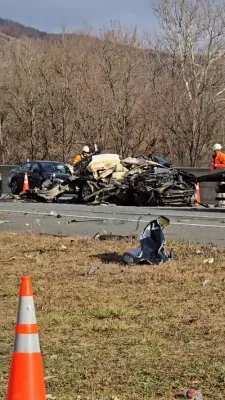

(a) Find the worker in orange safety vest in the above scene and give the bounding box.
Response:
[210,143,225,170]
[210,144,225,207]
[73,145,91,165]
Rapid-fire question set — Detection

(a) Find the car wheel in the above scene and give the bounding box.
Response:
[11,179,20,195]
[133,193,150,207]
[81,182,95,203]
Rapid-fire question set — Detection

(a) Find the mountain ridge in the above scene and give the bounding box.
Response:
[0,17,51,39]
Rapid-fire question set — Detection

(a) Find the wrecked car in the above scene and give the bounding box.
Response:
[8,161,71,195]
[19,153,197,206]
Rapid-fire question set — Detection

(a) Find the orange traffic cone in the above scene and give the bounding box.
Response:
[194,182,201,206]
[6,276,46,400]
[22,172,29,192]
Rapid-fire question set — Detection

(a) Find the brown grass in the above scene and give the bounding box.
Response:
[0,234,225,399]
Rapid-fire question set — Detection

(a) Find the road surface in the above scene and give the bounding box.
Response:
[0,201,224,246]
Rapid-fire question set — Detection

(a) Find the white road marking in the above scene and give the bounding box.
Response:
[0,208,224,229]
[1,204,225,220]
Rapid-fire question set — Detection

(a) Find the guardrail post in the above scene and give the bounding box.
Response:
[215,181,225,207]
[0,173,2,198]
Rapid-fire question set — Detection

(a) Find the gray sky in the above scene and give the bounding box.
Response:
[1,0,157,33]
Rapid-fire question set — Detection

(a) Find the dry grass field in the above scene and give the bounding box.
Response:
[0,233,225,399]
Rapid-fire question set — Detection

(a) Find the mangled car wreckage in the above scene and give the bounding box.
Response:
[20,153,198,206]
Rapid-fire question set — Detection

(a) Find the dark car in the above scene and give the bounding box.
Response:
[8,161,71,194]
[153,156,172,168]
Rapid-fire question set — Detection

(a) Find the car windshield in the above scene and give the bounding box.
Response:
[154,156,171,166]
[40,163,67,174]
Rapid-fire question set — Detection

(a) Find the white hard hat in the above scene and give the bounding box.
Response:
[82,145,90,153]
[213,143,222,151]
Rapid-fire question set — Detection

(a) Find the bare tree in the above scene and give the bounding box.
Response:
[79,23,157,157]
[0,38,19,164]
[0,22,183,164]
[5,39,47,161]
[148,0,225,166]
[40,37,81,162]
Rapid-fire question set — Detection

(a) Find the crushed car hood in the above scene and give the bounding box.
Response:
[44,172,69,181]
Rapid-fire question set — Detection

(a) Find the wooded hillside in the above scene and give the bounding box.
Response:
[1,0,225,166]
[0,17,48,38]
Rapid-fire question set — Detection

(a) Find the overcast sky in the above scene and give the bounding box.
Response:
[1,0,157,33]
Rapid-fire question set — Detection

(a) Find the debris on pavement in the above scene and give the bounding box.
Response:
[123,216,172,265]
[49,210,63,218]
[49,210,57,217]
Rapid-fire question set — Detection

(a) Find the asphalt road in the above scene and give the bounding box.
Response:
[0,201,224,246]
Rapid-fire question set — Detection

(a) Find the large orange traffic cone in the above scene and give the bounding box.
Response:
[22,172,29,192]
[6,276,46,400]
[194,182,201,206]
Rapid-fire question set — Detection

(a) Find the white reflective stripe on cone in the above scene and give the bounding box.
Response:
[14,334,41,353]
[17,296,37,324]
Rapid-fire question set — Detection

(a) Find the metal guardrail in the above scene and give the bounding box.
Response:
[0,165,17,194]
[181,168,216,205]
[0,165,216,205]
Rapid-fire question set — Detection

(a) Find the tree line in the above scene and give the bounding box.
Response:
[1,0,225,166]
